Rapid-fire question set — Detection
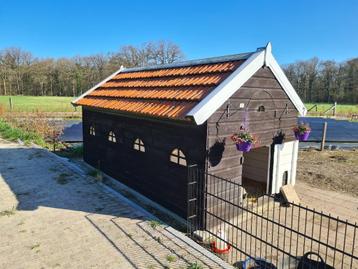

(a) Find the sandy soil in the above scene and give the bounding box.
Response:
[297,149,358,197]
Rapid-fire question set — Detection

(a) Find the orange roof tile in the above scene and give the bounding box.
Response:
[73,58,246,120]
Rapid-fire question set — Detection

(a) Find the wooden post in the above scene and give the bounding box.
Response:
[8,97,13,111]
[333,102,337,116]
[320,122,327,151]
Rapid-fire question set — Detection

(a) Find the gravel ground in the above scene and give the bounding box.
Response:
[297,149,358,197]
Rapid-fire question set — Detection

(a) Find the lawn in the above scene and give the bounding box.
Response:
[0,96,356,116]
[0,95,78,112]
[305,103,358,116]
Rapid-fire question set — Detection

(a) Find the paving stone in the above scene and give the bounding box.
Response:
[0,139,227,269]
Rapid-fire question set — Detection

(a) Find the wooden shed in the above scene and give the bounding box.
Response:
[72,43,306,219]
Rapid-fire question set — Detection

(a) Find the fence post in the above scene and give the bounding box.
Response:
[333,102,337,116]
[320,122,327,151]
[8,97,13,111]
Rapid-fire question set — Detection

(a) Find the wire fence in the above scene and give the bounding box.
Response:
[187,165,358,268]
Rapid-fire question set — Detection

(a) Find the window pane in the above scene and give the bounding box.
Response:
[179,150,185,158]
[179,158,187,166]
[170,155,177,163]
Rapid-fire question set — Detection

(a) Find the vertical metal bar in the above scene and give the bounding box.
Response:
[237,184,241,262]
[350,223,357,269]
[249,194,253,259]
[240,187,247,260]
[271,197,275,264]
[282,204,288,268]
[332,217,339,267]
[303,205,308,256]
[296,205,301,260]
[265,195,270,260]
[228,181,232,264]
[288,204,294,266]
[341,220,348,268]
[277,199,282,268]
[325,214,331,263]
[311,208,316,252]
[259,196,263,260]
[244,194,248,260]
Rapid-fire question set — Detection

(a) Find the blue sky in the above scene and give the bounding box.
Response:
[0,1,357,64]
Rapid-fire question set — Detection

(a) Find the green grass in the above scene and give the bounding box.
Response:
[166,254,177,263]
[186,262,203,269]
[305,103,358,116]
[148,220,161,229]
[0,119,46,146]
[0,95,78,112]
[56,145,83,158]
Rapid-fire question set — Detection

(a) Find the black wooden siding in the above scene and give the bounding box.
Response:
[81,66,298,224]
[82,108,207,218]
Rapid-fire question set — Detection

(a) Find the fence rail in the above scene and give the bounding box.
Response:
[187,165,358,268]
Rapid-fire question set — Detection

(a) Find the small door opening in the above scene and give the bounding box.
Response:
[282,171,289,186]
[241,146,270,199]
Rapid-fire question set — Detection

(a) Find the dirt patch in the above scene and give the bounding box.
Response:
[297,149,358,197]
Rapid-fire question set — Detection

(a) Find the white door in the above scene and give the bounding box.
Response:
[271,140,299,194]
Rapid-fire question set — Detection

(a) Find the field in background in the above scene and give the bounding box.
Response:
[305,103,358,117]
[0,96,78,112]
[0,96,357,117]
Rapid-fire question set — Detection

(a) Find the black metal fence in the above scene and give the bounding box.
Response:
[187,165,358,268]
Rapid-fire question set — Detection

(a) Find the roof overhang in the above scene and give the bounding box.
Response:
[186,43,307,125]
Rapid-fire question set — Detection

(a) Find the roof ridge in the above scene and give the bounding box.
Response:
[121,52,254,73]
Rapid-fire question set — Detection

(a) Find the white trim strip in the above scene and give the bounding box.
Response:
[187,43,307,124]
[71,66,124,105]
[266,53,307,116]
[186,50,266,125]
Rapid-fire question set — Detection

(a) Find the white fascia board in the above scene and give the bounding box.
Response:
[71,66,124,105]
[186,50,266,125]
[266,53,307,116]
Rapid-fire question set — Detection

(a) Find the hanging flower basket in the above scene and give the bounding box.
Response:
[235,141,252,152]
[293,123,311,142]
[231,130,256,152]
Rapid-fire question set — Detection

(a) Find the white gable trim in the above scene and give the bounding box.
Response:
[265,53,307,116]
[71,66,124,105]
[186,50,266,125]
[186,43,307,125]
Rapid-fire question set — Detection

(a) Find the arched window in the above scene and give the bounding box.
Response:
[170,148,187,166]
[108,131,116,143]
[133,138,145,152]
[89,125,96,136]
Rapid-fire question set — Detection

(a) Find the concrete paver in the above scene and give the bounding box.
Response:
[0,139,227,269]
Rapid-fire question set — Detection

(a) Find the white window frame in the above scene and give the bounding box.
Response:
[133,138,145,152]
[89,125,96,136]
[170,148,187,166]
[108,131,116,143]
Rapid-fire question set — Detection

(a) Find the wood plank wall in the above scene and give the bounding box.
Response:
[205,66,299,226]
[242,146,270,183]
[82,108,207,218]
